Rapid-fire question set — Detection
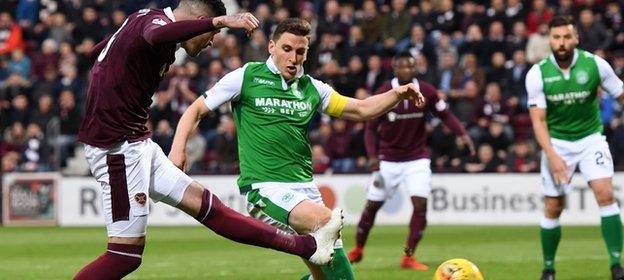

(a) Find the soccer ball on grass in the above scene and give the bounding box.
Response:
[433,258,484,280]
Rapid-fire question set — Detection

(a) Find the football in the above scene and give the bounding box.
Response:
[433,258,484,280]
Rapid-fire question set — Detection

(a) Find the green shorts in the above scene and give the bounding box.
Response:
[245,182,324,233]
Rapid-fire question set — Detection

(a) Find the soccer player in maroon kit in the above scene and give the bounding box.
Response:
[74,1,342,279]
[347,52,475,270]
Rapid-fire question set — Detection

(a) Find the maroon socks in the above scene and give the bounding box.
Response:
[74,243,144,280]
[195,189,316,259]
[406,209,427,255]
[355,205,380,247]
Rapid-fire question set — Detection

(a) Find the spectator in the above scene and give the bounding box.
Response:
[22,123,50,172]
[153,119,174,155]
[506,140,538,172]
[317,0,344,38]
[459,1,485,33]
[437,52,457,96]
[506,21,528,55]
[452,53,486,93]
[484,0,506,28]
[526,23,550,64]
[1,150,20,172]
[433,0,459,34]
[604,2,624,52]
[458,24,485,63]
[435,33,458,69]
[381,0,412,48]
[480,121,512,159]
[474,82,510,126]
[243,29,268,63]
[396,24,436,66]
[343,25,369,63]
[578,9,611,53]
[213,116,238,174]
[57,89,80,167]
[312,144,331,174]
[0,12,24,56]
[505,0,526,26]
[16,0,39,26]
[486,52,507,86]
[412,0,435,32]
[451,79,480,127]
[30,94,55,130]
[9,94,29,125]
[310,121,332,147]
[464,143,507,173]
[73,6,104,43]
[414,54,438,85]
[482,21,507,65]
[364,55,387,92]
[1,122,26,157]
[32,39,59,80]
[357,0,383,46]
[326,118,355,173]
[555,0,574,16]
[7,49,31,79]
[506,50,530,111]
[526,0,553,34]
[0,72,30,110]
[31,66,58,102]
[48,12,72,45]
[430,124,465,172]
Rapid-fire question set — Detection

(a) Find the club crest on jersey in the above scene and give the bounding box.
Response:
[575,70,589,84]
[292,88,303,99]
[152,18,167,26]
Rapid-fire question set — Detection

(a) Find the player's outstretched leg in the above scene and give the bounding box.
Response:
[179,184,341,265]
[348,200,384,263]
[540,197,564,279]
[74,243,144,280]
[401,196,428,270]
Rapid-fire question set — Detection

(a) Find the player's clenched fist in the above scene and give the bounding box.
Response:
[213,12,259,32]
[395,83,425,108]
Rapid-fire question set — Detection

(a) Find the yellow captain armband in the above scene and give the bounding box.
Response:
[325,91,349,117]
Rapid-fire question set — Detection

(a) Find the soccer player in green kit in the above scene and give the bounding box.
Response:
[169,18,424,280]
[526,15,624,280]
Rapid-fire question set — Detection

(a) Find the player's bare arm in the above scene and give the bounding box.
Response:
[340,83,425,121]
[529,107,568,185]
[169,96,210,170]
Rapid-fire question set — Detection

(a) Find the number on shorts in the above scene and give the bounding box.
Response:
[596,151,605,165]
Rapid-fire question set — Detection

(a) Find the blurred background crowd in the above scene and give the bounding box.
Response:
[1,0,624,175]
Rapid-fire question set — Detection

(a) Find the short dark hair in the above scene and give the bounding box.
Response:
[393,51,415,65]
[179,0,226,17]
[272,18,311,41]
[549,15,576,29]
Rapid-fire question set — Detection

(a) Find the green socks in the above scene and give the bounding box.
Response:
[600,203,623,267]
[320,248,356,280]
[541,217,561,270]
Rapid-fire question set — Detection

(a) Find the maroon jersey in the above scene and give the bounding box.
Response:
[365,78,466,162]
[78,8,216,148]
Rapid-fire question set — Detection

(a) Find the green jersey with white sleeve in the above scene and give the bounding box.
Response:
[526,49,623,141]
[202,58,338,193]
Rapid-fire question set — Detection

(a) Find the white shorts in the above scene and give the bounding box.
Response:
[541,133,614,197]
[245,182,324,234]
[367,159,432,201]
[85,139,193,237]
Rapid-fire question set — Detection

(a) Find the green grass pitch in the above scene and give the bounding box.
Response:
[0,225,614,279]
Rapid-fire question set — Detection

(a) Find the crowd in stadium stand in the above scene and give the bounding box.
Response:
[1,0,624,175]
